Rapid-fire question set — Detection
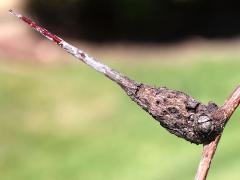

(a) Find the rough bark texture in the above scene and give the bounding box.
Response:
[122,83,227,144]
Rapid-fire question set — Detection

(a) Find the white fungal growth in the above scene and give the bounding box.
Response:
[59,41,111,75]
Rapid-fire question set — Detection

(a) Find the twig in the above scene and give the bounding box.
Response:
[8,10,139,94]
[9,9,227,145]
[9,10,240,179]
[195,85,240,180]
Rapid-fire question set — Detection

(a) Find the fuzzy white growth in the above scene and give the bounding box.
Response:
[59,41,130,87]
[59,41,112,75]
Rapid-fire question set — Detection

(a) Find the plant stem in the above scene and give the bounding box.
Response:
[8,9,139,95]
[195,85,240,180]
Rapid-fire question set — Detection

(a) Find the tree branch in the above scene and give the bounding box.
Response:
[10,10,240,179]
[195,85,240,180]
[8,10,139,96]
[9,10,227,145]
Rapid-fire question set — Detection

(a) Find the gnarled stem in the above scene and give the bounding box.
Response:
[9,9,226,145]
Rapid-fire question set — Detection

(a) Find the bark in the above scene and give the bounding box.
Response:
[127,84,226,144]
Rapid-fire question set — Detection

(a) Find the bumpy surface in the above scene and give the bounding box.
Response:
[127,84,226,144]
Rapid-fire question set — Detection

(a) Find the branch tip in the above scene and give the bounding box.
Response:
[9,9,21,18]
[9,10,138,93]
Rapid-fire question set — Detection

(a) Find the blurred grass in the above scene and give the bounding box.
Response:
[0,59,240,180]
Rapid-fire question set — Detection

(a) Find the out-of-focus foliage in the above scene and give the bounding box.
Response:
[26,0,240,42]
[0,59,240,180]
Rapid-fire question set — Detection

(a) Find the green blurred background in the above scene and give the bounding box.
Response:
[1,1,240,180]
